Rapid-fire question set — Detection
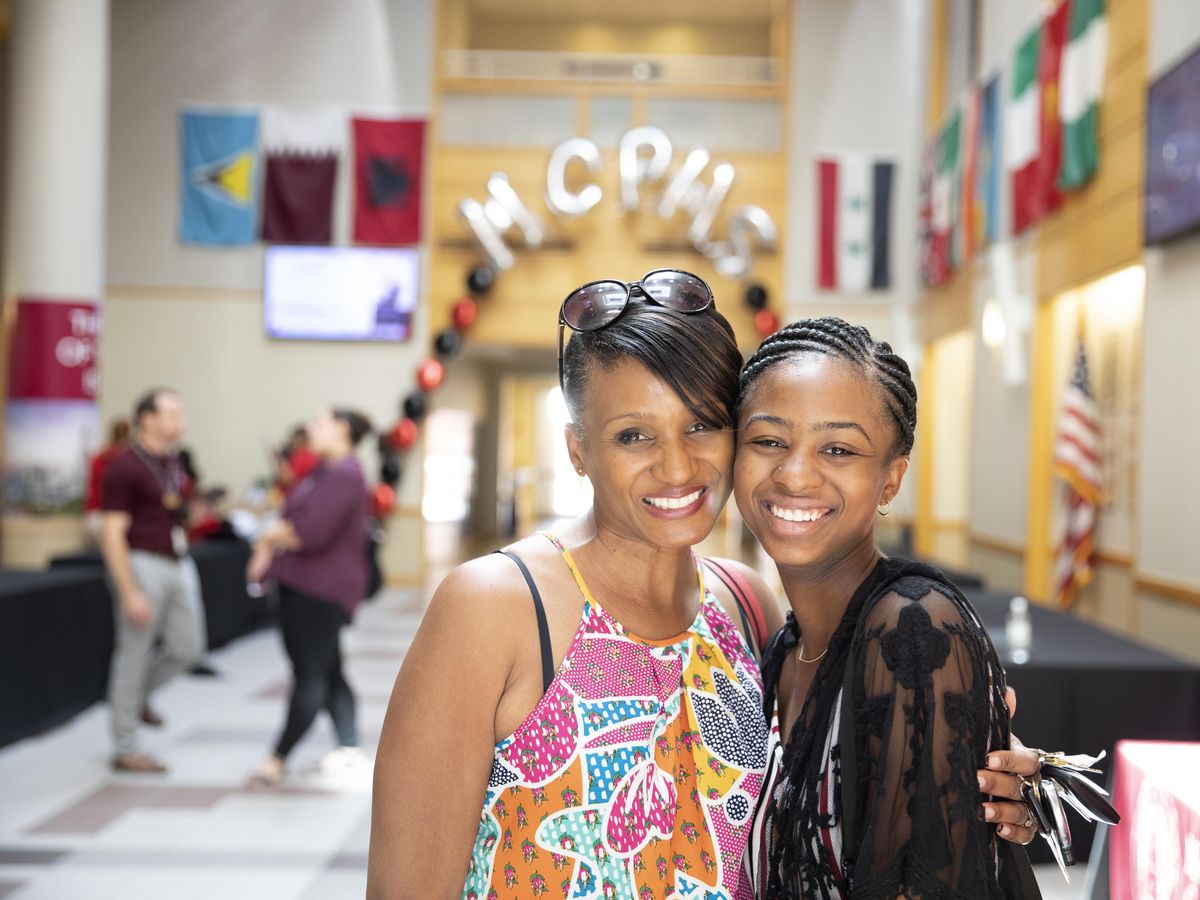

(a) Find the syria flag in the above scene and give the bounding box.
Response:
[261,107,342,244]
[353,117,425,245]
[816,155,894,291]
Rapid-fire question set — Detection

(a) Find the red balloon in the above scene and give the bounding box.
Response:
[416,358,445,392]
[452,298,478,330]
[388,418,419,451]
[372,483,396,518]
[754,309,781,338]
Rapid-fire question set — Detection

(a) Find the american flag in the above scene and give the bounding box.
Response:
[1053,339,1102,607]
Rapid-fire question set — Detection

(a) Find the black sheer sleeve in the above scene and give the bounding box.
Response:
[850,582,1006,900]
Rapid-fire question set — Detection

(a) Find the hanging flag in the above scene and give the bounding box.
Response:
[179,108,259,246]
[1037,0,1069,218]
[975,75,1002,248]
[353,117,425,245]
[261,107,343,244]
[1053,337,1102,608]
[1008,21,1043,235]
[816,155,894,291]
[1059,0,1108,189]
[930,107,963,279]
[918,142,944,287]
[961,86,980,263]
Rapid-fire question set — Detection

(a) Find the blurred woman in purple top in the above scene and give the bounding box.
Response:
[245,408,373,788]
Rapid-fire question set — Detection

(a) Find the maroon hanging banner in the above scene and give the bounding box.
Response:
[7,298,100,400]
[352,117,425,246]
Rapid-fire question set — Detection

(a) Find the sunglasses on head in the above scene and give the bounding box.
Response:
[557,269,714,390]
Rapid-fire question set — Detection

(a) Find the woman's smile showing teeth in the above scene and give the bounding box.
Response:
[642,486,708,518]
[766,503,832,524]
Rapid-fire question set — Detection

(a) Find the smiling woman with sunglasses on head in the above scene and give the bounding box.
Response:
[368,280,1043,900]
[370,271,786,899]
[737,318,1041,899]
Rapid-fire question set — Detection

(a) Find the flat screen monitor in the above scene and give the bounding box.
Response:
[264,245,419,342]
[1146,43,1200,245]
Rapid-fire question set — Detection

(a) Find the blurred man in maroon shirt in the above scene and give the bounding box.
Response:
[99,389,206,773]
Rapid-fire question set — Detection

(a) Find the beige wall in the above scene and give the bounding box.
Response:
[1128,0,1200,659]
[97,0,436,581]
[919,0,1200,663]
[1138,241,1200,586]
[785,0,927,319]
[968,252,1035,548]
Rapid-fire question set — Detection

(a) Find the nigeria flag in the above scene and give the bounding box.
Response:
[1059,0,1108,189]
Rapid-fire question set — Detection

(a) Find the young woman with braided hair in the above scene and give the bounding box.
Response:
[737,317,1040,898]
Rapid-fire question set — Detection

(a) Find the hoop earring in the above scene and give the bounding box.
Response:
[877,501,892,517]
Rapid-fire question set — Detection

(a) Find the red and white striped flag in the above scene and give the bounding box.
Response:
[1053,338,1102,607]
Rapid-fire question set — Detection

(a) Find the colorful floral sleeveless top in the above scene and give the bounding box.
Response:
[463,533,770,900]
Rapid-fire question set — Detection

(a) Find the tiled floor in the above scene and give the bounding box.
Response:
[0,587,422,900]
[0,585,1091,899]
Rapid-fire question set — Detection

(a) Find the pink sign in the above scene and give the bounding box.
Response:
[1111,740,1200,900]
[7,298,100,400]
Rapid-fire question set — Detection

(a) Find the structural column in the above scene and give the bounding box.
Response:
[2,0,109,562]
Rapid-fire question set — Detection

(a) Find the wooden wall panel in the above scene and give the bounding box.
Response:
[1034,0,1147,299]
[430,146,786,349]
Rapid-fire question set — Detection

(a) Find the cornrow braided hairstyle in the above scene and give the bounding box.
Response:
[738,316,917,457]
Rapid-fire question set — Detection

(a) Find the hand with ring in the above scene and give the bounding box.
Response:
[975,687,1040,845]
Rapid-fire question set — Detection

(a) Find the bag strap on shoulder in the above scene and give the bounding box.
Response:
[703,557,769,661]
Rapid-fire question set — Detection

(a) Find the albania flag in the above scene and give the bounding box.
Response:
[352,117,426,245]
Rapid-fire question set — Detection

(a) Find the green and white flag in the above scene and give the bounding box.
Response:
[1058,0,1107,189]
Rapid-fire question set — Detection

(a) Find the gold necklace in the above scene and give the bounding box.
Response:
[796,641,829,664]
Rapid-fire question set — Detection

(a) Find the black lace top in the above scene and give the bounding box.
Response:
[750,557,1040,899]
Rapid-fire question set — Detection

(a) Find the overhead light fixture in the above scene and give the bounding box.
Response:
[982,298,1006,349]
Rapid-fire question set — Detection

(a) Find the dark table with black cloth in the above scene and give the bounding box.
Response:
[0,567,115,748]
[965,586,1200,863]
[48,538,272,650]
[0,539,271,749]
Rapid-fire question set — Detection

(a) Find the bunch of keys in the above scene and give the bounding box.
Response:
[1019,750,1121,881]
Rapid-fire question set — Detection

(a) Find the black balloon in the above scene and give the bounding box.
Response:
[745,283,769,310]
[435,328,462,357]
[467,265,494,295]
[376,433,393,458]
[402,392,428,421]
[380,455,402,487]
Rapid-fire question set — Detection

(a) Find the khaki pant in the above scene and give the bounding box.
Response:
[108,551,207,756]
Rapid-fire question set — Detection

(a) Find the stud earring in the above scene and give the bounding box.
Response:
[877,501,892,516]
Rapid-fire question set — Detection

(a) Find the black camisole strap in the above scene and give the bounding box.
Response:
[494,549,555,692]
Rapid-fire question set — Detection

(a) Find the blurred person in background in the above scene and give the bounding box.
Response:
[99,389,206,773]
[85,417,130,541]
[244,408,373,788]
[274,424,321,495]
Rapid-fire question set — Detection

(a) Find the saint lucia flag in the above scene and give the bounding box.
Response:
[816,154,894,291]
[179,108,260,245]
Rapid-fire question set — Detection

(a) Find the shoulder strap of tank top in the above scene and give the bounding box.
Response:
[493,549,554,692]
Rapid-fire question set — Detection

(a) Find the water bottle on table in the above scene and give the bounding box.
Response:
[1005,595,1032,664]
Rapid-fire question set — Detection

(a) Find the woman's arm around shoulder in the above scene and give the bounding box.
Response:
[367,553,531,899]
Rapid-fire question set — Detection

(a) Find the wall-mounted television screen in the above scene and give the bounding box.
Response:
[264,245,419,342]
[1146,43,1200,245]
